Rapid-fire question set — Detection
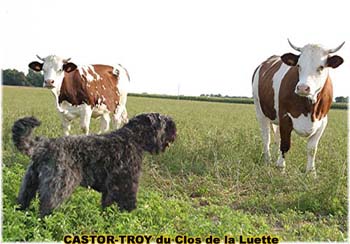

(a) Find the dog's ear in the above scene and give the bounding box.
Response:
[165,117,176,139]
[146,113,160,125]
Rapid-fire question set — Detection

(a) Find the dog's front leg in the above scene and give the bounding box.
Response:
[101,192,113,208]
[114,180,138,212]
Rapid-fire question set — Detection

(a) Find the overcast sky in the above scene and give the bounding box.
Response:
[1,0,349,97]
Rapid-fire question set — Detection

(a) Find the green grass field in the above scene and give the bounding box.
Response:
[2,86,348,242]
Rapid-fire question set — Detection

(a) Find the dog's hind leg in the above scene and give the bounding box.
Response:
[17,162,39,210]
[38,166,82,217]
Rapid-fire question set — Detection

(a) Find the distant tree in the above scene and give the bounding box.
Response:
[2,69,28,86]
[335,96,349,103]
[26,69,43,87]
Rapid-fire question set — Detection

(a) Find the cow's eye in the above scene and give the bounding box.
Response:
[317,66,324,72]
[58,68,63,72]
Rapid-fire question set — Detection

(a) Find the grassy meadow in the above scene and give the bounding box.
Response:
[1,86,348,242]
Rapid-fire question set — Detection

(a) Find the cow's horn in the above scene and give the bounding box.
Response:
[63,58,71,63]
[287,38,302,52]
[36,55,45,61]
[328,41,345,54]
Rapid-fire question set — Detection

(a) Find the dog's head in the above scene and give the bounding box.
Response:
[126,113,176,154]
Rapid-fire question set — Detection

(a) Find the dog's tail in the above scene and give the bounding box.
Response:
[12,116,41,156]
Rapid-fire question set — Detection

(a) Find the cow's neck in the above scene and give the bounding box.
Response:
[49,74,71,113]
[310,91,320,104]
[309,80,328,104]
[58,72,88,106]
[50,86,65,113]
[303,68,330,104]
[311,76,333,121]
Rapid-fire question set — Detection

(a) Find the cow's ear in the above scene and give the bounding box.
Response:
[63,62,77,73]
[326,55,343,69]
[281,53,299,66]
[28,61,43,72]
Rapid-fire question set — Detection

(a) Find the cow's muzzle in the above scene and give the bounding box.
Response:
[44,79,55,88]
[295,84,311,96]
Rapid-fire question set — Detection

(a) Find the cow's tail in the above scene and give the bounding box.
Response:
[252,65,260,84]
[12,117,41,157]
[118,63,131,82]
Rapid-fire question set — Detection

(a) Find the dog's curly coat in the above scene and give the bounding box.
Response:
[13,113,176,217]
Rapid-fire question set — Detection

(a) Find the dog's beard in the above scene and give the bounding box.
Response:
[160,128,176,152]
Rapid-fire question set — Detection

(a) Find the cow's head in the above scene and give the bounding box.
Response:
[28,55,77,91]
[281,39,344,102]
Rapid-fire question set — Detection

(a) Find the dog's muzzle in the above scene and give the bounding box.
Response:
[162,119,177,151]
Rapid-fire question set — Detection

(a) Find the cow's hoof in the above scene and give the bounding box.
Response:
[306,169,317,179]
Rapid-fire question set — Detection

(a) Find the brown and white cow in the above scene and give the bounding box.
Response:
[252,40,344,175]
[29,55,130,135]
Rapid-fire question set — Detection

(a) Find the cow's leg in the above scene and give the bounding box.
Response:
[80,104,93,135]
[99,112,111,134]
[260,118,272,163]
[306,117,328,176]
[114,94,128,129]
[254,105,272,163]
[277,116,293,171]
[62,117,71,136]
[271,123,280,144]
[270,123,280,159]
[121,108,129,125]
[113,105,126,129]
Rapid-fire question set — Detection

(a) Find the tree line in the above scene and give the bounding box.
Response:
[2,68,349,103]
[200,93,250,99]
[335,96,349,103]
[2,69,43,87]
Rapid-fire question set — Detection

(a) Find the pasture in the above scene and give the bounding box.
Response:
[2,86,348,242]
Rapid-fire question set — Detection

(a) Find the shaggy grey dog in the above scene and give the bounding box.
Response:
[13,113,176,217]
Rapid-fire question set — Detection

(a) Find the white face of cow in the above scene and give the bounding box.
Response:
[281,40,344,103]
[28,55,77,93]
[295,45,330,99]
